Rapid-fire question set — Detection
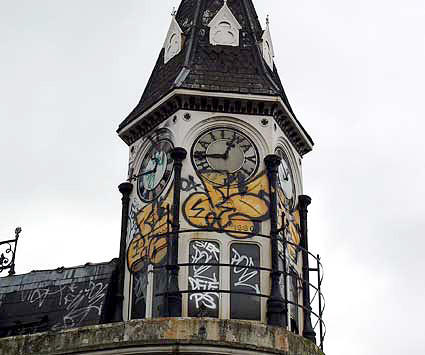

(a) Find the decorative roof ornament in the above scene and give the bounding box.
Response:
[262,14,275,70]
[208,0,242,47]
[163,8,184,64]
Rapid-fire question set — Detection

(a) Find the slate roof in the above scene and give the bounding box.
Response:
[119,0,298,131]
[0,260,118,337]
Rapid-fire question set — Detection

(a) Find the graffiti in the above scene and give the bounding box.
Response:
[230,244,261,320]
[277,189,301,262]
[21,281,108,331]
[183,173,270,238]
[128,202,142,243]
[181,175,203,192]
[133,270,148,306]
[131,267,148,319]
[231,247,260,294]
[127,187,174,272]
[188,241,220,317]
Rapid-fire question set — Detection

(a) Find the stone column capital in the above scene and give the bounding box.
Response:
[118,181,133,196]
[264,154,281,172]
[171,147,187,162]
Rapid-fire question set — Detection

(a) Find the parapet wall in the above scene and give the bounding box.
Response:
[0,318,324,355]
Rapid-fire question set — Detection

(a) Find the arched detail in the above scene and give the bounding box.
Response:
[163,14,184,64]
[208,1,242,47]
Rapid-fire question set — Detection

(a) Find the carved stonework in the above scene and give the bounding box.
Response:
[163,14,183,64]
[208,0,242,47]
[262,19,275,70]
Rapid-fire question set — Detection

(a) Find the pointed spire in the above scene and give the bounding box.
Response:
[119,0,313,155]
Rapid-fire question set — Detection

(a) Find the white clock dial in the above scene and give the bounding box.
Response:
[276,147,296,208]
[278,159,294,200]
[137,138,174,202]
[191,127,259,186]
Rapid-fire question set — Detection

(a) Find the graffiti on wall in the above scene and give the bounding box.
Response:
[127,187,174,273]
[188,240,220,317]
[183,173,270,238]
[20,281,108,331]
[277,188,301,262]
[230,243,261,320]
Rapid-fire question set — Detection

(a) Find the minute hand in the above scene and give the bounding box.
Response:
[195,153,227,159]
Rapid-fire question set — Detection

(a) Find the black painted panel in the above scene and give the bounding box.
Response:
[152,259,168,318]
[230,244,261,321]
[0,260,117,337]
[289,268,300,333]
[188,241,220,318]
[131,266,147,320]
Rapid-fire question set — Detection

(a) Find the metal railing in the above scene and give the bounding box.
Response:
[147,222,326,350]
[0,227,22,277]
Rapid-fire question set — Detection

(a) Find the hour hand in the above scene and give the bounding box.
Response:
[194,152,227,159]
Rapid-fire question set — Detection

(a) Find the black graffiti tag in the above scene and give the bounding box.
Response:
[181,175,203,192]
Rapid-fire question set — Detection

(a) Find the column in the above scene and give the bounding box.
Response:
[166,147,187,317]
[299,195,316,343]
[265,154,287,327]
[115,181,133,322]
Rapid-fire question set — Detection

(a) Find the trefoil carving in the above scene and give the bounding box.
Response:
[163,12,184,64]
[208,0,242,47]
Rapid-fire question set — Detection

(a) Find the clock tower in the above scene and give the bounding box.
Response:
[116,0,324,354]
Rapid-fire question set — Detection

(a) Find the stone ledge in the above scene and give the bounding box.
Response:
[0,318,324,355]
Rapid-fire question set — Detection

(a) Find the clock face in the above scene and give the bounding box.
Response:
[276,148,296,208]
[137,139,174,202]
[191,127,259,186]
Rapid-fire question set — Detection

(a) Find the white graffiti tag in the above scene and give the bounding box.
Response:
[21,281,108,330]
[189,241,220,310]
[231,248,260,294]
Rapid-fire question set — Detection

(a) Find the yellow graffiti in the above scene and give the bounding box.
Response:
[183,173,270,238]
[277,189,301,261]
[127,188,174,272]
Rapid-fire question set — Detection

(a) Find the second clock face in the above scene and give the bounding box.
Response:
[276,147,296,208]
[137,139,174,202]
[191,127,259,186]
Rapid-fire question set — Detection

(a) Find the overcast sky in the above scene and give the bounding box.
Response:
[1,0,424,354]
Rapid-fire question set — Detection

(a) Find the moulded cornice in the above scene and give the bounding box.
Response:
[117,89,314,157]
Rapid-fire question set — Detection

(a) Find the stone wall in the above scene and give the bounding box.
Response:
[0,318,324,355]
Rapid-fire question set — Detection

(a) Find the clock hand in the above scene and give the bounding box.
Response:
[223,137,237,159]
[194,152,227,159]
[131,158,159,180]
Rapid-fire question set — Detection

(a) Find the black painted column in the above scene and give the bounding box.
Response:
[114,181,133,322]
[299,195,316,343]
[265,154,287,327]
[166,147,187,317]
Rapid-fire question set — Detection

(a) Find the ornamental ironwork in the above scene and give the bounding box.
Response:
[0,227,22,276]
[146,210,326,351]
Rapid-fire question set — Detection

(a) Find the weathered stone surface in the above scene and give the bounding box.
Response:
[0,318,324,355]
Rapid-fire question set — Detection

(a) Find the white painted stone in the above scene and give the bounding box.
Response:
[163,14,183,64]
[262,18,275,70]
[208,0,242,47]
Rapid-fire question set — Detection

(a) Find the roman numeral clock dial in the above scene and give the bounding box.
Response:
[191,127,259,186]
[136,138,174,202]
[276,147,296,209]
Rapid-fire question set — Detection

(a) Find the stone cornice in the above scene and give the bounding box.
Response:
[0,318,324,355]
[118,90,314,157]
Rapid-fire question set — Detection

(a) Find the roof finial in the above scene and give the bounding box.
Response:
[266,15,270,26]
[224,0,228,5]
[171,7,176,17]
